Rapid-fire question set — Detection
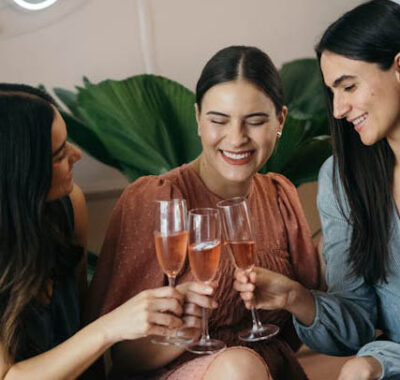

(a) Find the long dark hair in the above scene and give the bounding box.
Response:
[0,84,82,360]
[316,0,400,284]
[196,45,284,114]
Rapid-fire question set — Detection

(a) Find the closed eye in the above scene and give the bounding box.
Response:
[210,119,227,125]
[247,120,266,126]
[55,152,67,162]
[344,84,356,92]
[54,145,70,162]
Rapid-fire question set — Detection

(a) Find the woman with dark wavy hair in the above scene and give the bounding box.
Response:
[0,84,187,379]
[234,1,400,378]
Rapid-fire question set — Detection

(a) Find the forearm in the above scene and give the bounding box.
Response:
[4,316,113,380]
[112,336,185,374]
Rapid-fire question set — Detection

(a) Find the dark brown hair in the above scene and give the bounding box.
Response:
[196,45,284,115]
[316,0,400,284]
[0,84,82,360]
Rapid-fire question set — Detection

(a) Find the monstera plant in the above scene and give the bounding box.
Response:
[52,58,330,187]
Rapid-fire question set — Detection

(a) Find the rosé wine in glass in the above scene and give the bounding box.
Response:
[151,199,191,346]
[188,240,221,283]
[155,230,188,278]
[226,240,255,271]
[186,208,226,355]
[217,197,280,342]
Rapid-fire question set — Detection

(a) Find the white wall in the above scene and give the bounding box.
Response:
[0,0,363,194]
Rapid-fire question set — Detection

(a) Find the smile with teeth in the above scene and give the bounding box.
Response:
[221,150,253,160]
[352,114,367,126]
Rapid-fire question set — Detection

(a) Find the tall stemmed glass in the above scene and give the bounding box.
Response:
[186,208,226,355]
[217,197,280,342]
[152,199,191,346]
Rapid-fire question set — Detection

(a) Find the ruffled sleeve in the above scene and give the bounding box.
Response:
[84,175,184,322]
[270,173,321,290]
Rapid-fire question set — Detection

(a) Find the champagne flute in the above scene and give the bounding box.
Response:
[186,208,226,355]
[217,197,280,342]
[152,199,191,346]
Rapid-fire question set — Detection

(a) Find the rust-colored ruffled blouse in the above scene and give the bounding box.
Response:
[86,164,320,379]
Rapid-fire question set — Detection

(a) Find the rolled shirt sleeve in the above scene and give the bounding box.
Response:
[357,341,400,379]
[294,157,377,355]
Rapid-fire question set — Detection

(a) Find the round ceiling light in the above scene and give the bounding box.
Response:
[12,0,60,11]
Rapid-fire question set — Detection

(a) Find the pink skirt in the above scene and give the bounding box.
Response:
[159,346,272,380]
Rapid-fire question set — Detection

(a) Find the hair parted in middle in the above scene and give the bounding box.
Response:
[195,45,285,115]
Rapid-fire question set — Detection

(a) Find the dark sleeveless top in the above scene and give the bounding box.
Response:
[16,197,81,361]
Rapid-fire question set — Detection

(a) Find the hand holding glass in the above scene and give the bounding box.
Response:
[217,197,280,342]
[186,208,226,355]
[152,199,191,346]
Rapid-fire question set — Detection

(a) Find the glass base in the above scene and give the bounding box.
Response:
[186,338,226,355]
[151,335,193,346]
[239,323,280,342]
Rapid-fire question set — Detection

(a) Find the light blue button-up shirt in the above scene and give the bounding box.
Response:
[294,156,400,379]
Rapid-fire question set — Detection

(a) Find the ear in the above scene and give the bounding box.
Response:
[277,105,288,134]
[195,103,201,136]
[395,52,400,83]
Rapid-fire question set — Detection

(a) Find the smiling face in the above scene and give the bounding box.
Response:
[195,79,286,197]
[320,51,400,146]
[46,108,82,201]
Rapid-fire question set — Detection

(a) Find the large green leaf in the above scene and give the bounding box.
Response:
[54,75,201,181]
[280,58,327,117]
[262,114,307,174]
[259,58,331,184]
[54,88,80,118]
[61,111,121,170]
[281,136,332,186]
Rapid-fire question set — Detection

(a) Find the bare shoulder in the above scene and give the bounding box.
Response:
[69,183,88,249]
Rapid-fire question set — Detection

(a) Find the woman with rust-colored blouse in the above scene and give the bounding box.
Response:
[86,46,320,380]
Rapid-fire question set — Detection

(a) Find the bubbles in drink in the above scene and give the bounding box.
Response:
[189,240,221,282]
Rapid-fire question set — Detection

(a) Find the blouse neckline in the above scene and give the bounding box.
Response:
[180,162,256,202]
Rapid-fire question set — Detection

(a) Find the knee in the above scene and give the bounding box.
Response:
[204,347,271,380]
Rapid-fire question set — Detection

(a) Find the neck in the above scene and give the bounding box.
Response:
[191,155,252,199]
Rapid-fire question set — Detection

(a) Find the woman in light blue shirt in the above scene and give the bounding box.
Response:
[234,1,400,378]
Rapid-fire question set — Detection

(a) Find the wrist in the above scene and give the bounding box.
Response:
[363,356,383,379]
[286,282,316,326]
[285,281,304,312]
[92,312,121,348]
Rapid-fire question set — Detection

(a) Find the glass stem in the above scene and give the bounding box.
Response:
[168,276,176,287]
[251,307,263,331]
[166,276,176,340]
[200,308,210,343]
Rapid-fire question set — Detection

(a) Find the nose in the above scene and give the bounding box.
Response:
[69,143,82,164]
[333,93,351,120]
[227,121,249,147]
